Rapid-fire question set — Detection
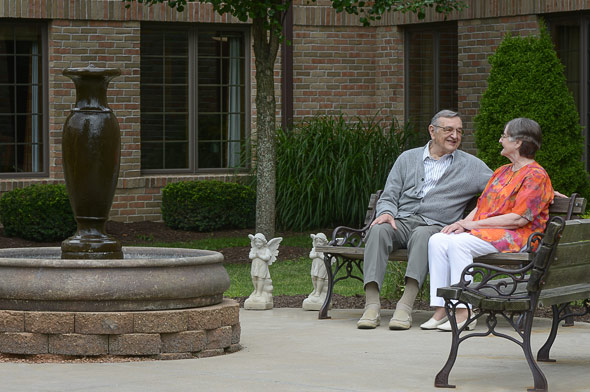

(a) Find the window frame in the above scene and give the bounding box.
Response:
[547,13,590,169]
[403,22,458,132]
[0,20,49,178]
[140,23,251,175]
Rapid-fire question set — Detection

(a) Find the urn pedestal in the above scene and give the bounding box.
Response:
[61,65,123,259]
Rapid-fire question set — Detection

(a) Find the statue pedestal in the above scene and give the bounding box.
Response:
[244,278,273,310]
[244,296,273,310]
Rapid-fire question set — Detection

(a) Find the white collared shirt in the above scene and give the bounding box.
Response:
[419,142,455,197]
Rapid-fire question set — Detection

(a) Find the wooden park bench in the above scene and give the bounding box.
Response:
[315,191,586,320]
[434,216,590,392]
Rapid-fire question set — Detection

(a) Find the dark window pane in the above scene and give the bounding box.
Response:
[165,114,188,141]
[141,114,164,142]
[0,25,15,55]
[0,22,45,174]
[14,26,42,55]
[141,26,247,172]
[198,86,221,113]
[0,116,15,143]
[198,114,222,140]
[164,85,188,113]
[141,84,164,112]
[164,31,188,57]
[198,32,221,57]
[141,141,163,170]
[198,57,220,85]
[198,141,222,168]
[0,144,15,172]
[165,58,188,85]
[141,57,164,84]
[141,30,163,57]
[0,55,15,83]
[406,25,457,133]
[164,142,188,168]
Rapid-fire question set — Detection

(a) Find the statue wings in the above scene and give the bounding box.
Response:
[267,237,283,266]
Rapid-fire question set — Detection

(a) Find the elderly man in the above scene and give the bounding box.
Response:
[357,110,493,330]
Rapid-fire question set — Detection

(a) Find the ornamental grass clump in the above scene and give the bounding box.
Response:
[0,184,76,242]
[276,113,424,231]
[475,23,590,198]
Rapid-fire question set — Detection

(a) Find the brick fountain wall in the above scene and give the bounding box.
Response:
[0,299,240,360]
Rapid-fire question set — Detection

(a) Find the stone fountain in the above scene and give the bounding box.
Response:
[0,66,240,359]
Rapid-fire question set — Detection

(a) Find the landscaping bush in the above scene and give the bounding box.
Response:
[0,184,76,242]
[276,113,425,231]
[475,23,590,198]
[161,180,256,231]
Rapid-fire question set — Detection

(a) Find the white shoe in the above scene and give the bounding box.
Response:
[420,316,448,330]
[437,317,477,331]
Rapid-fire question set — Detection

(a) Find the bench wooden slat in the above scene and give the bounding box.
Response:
[557,218,590,242]
[538,283,590,307]
[316,246,531,266]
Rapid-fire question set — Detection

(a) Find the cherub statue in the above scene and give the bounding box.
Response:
[244,233,282,310]
[302,233,333,311]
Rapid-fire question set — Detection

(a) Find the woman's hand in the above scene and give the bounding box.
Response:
[441,221,467,234]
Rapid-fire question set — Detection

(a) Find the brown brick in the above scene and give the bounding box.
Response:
[75,312,134,334]
[134,310,188,333]
[225,343,241,354]
[0,311,25,332]
[188,299,239,330]
[155,352,193,360]
[197,348,225,358]
[0,332,48,354]
[25,312,75,334]
[49,334,108,356]
[231,323,241,345]
[109,333,161,355]
[206,326,232,350]
[161,330,206,353]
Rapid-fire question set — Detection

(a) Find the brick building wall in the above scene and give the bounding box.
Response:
[1,0,590,223]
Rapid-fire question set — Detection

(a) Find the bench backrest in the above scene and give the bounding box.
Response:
[363,191,587,226]
[536,219,590,291]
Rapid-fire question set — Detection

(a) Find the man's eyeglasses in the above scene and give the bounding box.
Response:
[500,133,510,139]
[433,125,463,136]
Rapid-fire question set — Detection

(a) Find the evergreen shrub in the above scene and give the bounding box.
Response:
[161,180,256,231]
[475,24,590,198]
[0,184,76,242]
[276,114,424,231]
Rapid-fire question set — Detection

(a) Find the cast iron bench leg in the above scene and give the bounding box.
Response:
[537,304,560,362]
[319,253,334,319]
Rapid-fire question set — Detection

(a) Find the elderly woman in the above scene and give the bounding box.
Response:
[421,118,554,331]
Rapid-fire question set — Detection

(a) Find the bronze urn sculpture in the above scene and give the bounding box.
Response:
[60,65,123,259]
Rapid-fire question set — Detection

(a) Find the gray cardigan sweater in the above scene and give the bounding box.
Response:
[376,146,493,226]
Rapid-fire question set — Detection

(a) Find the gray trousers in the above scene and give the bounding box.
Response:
[363,215,443,291]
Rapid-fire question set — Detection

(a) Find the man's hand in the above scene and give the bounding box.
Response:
[371,213,397,230]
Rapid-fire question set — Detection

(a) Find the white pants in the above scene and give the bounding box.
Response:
[428,232,498,308]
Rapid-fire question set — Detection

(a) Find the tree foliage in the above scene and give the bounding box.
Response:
[475,23,590,198]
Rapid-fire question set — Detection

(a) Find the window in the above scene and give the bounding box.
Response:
[405,23,458,133]
[548,15,590,169]
[140,25,248,172]
[0,22,46,175]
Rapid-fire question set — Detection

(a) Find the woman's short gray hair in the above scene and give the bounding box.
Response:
[430,110,460,127]
[505,118,542,158]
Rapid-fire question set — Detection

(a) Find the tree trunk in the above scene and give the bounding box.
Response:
[252,19,280,239]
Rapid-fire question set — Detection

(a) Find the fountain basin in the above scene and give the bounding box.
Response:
[0,247,229,312]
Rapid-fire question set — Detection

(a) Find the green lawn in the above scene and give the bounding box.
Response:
[134,233,416,301]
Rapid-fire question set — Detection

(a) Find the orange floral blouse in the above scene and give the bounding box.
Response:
[470,162,554,252]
